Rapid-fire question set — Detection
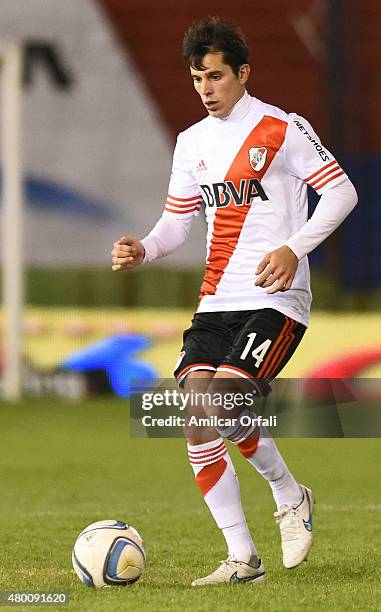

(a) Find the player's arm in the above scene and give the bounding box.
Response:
[284,178,357,260]
[112,132,202,272]
[111,213,194,271]
[256,115,358,294]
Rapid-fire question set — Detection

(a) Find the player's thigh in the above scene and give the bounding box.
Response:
[174,312,232,385]
[220,308,306,380]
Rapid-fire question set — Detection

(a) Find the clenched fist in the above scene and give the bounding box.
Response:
[111,236,145,271]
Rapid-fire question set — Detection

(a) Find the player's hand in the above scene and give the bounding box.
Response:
[111,236,145,271]
[255,245,298,294]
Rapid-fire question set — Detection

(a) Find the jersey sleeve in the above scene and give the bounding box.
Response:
[165,132,203,218]
[284,114,347,195]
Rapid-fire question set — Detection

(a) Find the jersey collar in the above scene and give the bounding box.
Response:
[211,90,252,123]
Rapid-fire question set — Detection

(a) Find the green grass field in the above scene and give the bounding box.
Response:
[0,399,380,611]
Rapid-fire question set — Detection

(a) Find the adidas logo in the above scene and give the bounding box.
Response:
[196,159,207,172]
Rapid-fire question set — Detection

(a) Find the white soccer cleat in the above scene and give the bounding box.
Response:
[191,555,266,586]
[274,484,314,569]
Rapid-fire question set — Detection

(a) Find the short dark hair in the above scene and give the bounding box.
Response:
[183,16,249,76]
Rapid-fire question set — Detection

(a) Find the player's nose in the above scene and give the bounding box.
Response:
[199,79,213,96]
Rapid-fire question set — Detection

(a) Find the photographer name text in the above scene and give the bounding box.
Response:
[141,414,277,428]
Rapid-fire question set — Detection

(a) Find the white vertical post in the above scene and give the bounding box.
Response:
[1,42,23,400]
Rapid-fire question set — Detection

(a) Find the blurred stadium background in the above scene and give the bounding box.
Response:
[1,0,380,393]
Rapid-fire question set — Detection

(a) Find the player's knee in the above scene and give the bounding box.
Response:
[185,426,218,446]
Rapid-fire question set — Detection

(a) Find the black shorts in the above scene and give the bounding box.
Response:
[174,308,306,386]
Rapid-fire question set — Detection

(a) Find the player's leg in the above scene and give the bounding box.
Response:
[184,371,265,586]
[174,315,265,585]
[205,368,313,569]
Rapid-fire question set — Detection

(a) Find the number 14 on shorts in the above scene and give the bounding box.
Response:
[240,333,272,367]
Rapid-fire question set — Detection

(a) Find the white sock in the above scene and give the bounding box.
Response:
[242,428,302,510]
[187,437,258,564]
[220,415,302,511]
[222,523,259,565]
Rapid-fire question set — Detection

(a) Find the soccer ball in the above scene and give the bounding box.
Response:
[72,520,145,588]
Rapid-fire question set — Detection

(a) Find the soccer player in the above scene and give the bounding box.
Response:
[111,17,357,585]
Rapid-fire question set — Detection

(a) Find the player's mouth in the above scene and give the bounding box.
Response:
[204,101,219,111]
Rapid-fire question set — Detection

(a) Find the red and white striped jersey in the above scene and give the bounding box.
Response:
[164,91,348,326]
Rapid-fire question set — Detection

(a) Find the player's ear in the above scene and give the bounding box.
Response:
[239,64,250,84]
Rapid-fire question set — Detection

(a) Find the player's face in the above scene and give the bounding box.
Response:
[190,52,250,118]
